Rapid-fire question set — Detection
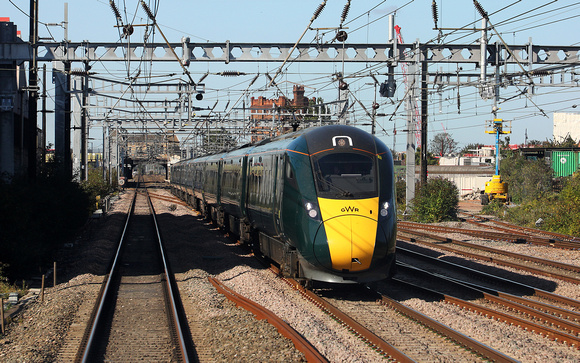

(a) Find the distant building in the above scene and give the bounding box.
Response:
[439,146,495,166]
[250,85,315,142]
[124,132,180,162]
[0,18,34,177]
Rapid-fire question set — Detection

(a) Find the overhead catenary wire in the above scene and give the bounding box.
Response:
[268,0,327,87]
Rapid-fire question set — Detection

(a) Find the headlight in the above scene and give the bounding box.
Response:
[304,201,319,219]
[380,201,389,217]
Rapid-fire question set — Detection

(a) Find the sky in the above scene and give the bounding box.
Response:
[4,0,580,153]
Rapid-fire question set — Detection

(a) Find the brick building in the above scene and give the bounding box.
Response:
[250,85,314,142]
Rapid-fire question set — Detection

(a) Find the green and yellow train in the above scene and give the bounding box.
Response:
[170,125,397,284]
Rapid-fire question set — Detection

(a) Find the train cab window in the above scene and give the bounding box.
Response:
[312,152,377,199]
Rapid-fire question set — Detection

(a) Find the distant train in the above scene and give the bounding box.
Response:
[170,125,397,284]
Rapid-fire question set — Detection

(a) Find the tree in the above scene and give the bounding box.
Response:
[500,153,553,204]
[429,132,458,156]
[542,135,578,148]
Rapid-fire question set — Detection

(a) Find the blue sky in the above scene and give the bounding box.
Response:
[5,0,580,152]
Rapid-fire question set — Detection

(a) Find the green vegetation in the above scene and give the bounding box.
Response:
[500,154,553,204]
[0,167,115,284]
[541,173,580,237]
[482,153,580,237]
[395,179,406,213]
[410,177,459,223]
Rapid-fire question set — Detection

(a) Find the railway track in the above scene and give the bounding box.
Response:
[400,220,580,250]
[76,186,194,362]
[460,212,580,244]
[398,226,580,285]
[259,266,512,362]
[393,261,580,349]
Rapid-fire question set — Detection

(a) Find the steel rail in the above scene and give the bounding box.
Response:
[207,277,328,363]
[395,264,580,341]
[378,288,517,363]
[390,275,580,350]
[398,228,580,285]
[396,245,580,311]
[399,226,580,274]
[399,220,580,249]
[282,278,415,363]
[147,189,190,363]
[445,294,580,348]
[78,190,137,362]
[460,217,580,250]
[147,191,191,208]
[460,212,580,244]
[78,185,191,362]
[282,273,514,362]
[399,220,528,243]
[462,213,580,249]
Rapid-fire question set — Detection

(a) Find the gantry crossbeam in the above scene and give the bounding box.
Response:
[2,41,579,65]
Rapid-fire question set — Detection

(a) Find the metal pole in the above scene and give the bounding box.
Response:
[81,62,89,180]
[420,46,428,185]
[41,64,47,166]
[28,0,38,180]
[495,126,500,175]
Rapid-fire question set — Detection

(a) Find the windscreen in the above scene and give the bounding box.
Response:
[312,152,377,199]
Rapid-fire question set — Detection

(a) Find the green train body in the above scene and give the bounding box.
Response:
[171,125,397,283]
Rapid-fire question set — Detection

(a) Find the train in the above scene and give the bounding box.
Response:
[170,124,397,284]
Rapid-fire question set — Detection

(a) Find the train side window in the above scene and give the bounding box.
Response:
[285,160,298,189]
[286,162,294,179]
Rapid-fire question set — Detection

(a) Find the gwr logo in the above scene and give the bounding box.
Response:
[341,206,359,213]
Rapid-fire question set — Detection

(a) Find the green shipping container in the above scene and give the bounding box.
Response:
[552,151,580,177]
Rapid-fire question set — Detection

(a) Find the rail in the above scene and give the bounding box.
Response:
[77,186,191,362]
[208,277,327,363]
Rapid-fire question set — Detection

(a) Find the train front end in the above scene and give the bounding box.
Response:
[285,125,397,283]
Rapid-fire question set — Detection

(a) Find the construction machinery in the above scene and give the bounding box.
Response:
[481,118,511,205]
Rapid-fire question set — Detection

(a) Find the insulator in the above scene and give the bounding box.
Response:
[431,1,438,29]
[341,0,351,24]
[219,71,246,77]
[372,102,379,110]
[70,70,85,76]
[473,0,488,20]
[109,0,122,21]
[140,0,155,21]
[339,81,348,90]
[531,70,550,76]
[313,1,326,20]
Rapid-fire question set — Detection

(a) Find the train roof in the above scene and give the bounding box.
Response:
[172,125,385,166]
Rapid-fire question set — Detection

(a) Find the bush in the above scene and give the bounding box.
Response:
[542,173,580,237]
[500,154,553,204]
[80,168,115,209]
[411,177,458,223]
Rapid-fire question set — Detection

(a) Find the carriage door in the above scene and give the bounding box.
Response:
[273,154,285,235]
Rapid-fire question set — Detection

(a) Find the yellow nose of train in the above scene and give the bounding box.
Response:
[317,197,378,271]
